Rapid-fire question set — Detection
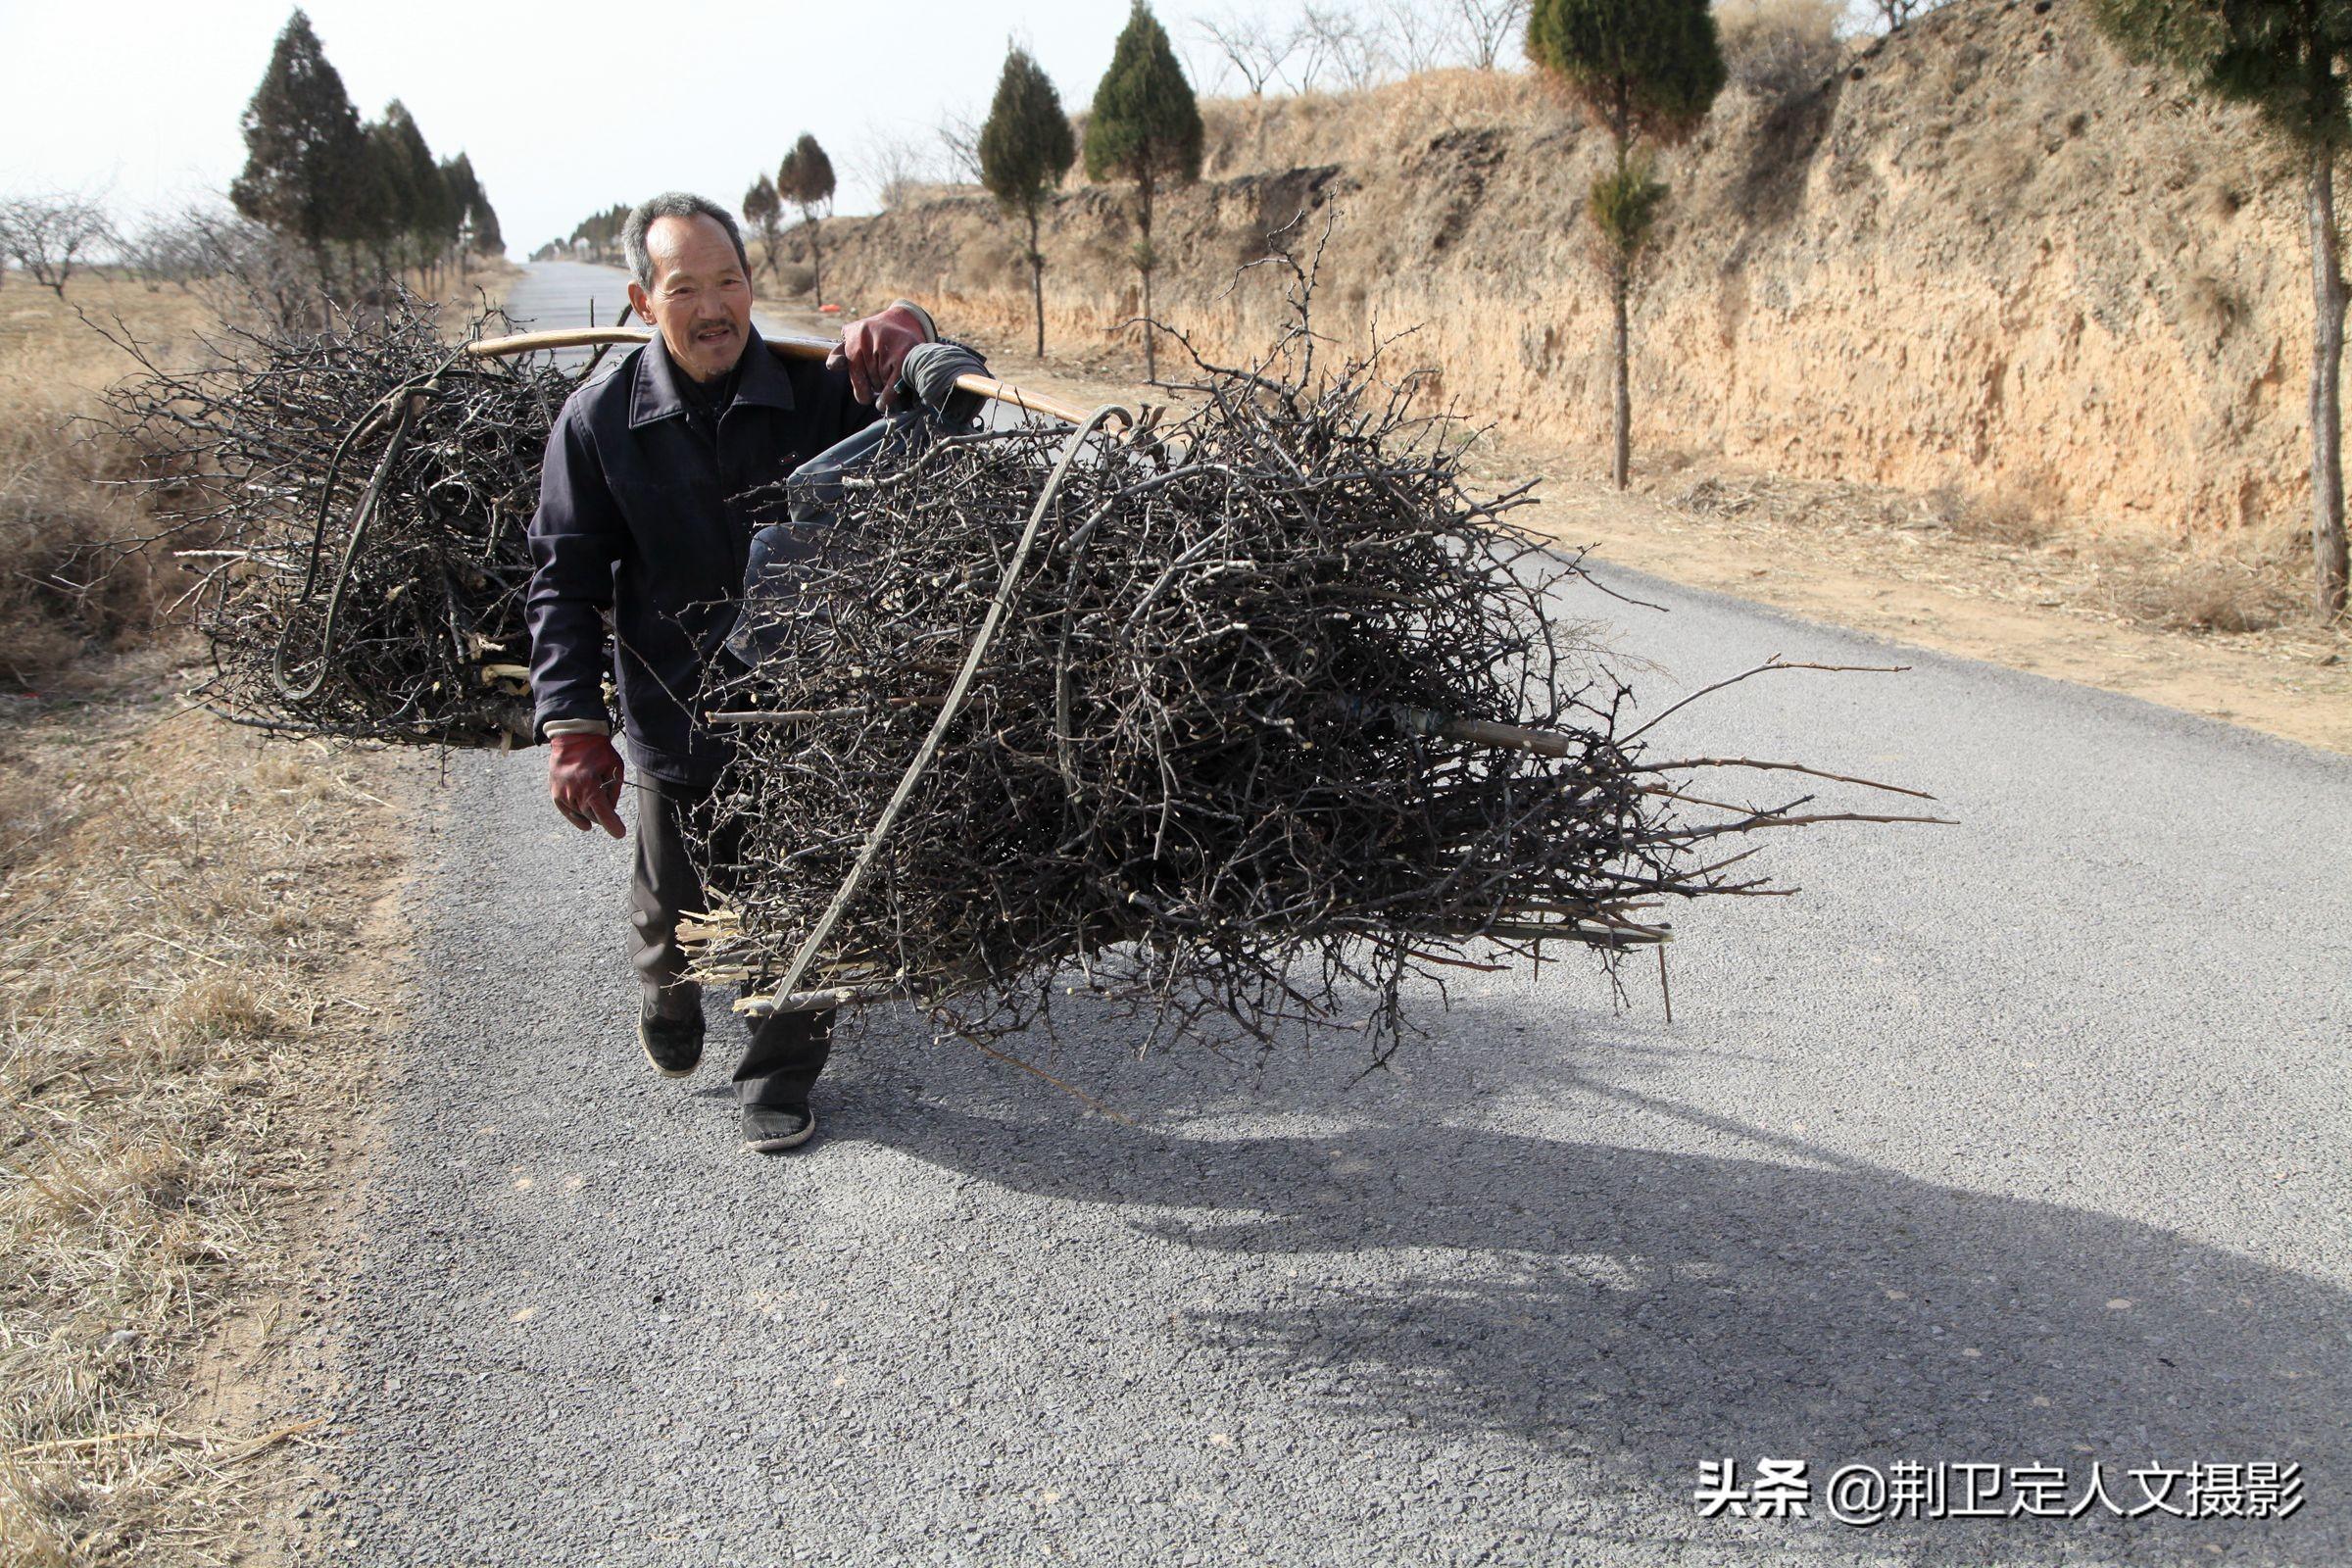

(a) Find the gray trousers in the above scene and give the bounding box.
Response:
[627,774,833,1108]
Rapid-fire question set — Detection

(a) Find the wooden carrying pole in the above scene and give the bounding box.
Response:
[465,327,1094,427]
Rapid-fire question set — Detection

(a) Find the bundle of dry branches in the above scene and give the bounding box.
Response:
[103,291,578,746]
[688,297,1939,1054]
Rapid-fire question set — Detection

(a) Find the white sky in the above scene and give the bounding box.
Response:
[0,0,1258,255]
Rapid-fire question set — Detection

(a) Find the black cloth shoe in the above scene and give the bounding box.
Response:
[639,999,704,1078]
[741,1102,815,1153]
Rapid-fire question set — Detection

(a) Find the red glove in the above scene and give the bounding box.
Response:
[548,731,625,838]
[828,301,933,411]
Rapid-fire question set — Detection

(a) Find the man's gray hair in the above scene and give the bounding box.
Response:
[622,192,751,287]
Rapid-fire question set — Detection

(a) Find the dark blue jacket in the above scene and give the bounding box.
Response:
[524,327,878,785]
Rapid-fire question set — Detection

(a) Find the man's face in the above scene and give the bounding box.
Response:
[628,214,752,383]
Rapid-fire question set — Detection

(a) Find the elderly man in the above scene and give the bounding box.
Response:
[525,190,950,1154]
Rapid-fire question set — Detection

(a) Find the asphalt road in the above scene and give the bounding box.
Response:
[496,259,802,368]
[297,264,2350,1565]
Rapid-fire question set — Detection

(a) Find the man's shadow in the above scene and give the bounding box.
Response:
[812,996,2342,1565]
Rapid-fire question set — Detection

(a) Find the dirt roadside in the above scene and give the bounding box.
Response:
[795,307,2349,759]
[0,653,430,1565]
[0,271,507,1566]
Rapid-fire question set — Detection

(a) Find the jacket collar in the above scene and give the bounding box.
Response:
[628,324,796,429]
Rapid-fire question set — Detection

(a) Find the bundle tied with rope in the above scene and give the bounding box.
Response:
[684,294,1944,1057]
[104,292,583,747]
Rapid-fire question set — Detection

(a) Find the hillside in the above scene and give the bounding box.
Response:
[807,0,2311,557]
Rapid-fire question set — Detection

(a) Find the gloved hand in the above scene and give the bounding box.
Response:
[548,731,625,838]
[895,340,990,426]
[828,300,934,411]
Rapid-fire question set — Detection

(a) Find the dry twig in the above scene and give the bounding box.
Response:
[99,289,575,746]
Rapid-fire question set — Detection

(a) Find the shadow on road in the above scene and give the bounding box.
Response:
[823,1001,2342,1564]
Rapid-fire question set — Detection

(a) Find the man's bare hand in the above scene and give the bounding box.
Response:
[549,731,626,838]
[828,302,932,411]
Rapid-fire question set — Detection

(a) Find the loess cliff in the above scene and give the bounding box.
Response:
[809,0,2315,547]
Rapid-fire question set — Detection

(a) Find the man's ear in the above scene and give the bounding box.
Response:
[626,280,655,325]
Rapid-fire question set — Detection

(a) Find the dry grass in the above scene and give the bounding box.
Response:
[1716,0,1845,99]
[1920,481,2058,549]
[0,278,217,692]
[1173,70,1550,182]
[1666,463,2336,646]
[0,670,409,1565]
[0,266,492,1564]
[2094,538,2309,634]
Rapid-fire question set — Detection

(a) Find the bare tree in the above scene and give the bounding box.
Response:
[0,192,114,297]
[1450,0,1530,69]
[1196,9,1298,98]
[111,204,314,318]
[1298,4,1393,91]
[853,125,953,209]
[119,205,216,290]
[1285,4,1341,90]
[936,104,987,185]
[1378,0,1452,74]
[1197,7,1300,168]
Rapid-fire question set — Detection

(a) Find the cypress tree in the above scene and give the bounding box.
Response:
[376,103,450,284]
[441,152,485,261]
[351,121,407,281]
[2093,0,2352,618]
[777,134,836,305]
[742,173,784,278]
[981,45,1078,357]
[1085,0,1202,384]
[229,8,367,278]
[469,188,505,258]
[571,202,630,265]
[1524,0,1731,491]
[1526,0,1724,490]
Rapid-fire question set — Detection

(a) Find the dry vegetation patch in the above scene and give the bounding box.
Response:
[0,273,474,1563]
[0,280,218,690]
[0,661,414,1564]
[1655,462,2326,643]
